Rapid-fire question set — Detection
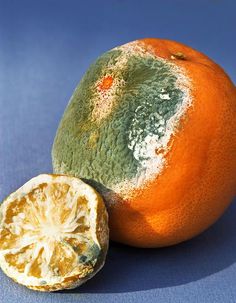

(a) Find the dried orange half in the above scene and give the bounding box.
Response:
[0,174,109,291]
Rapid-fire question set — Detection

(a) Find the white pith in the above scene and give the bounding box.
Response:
[0,174,101,288]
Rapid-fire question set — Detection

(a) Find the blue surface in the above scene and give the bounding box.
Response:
[0,0,236,302]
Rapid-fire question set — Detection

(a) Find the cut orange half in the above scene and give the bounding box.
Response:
[0,174,109,291]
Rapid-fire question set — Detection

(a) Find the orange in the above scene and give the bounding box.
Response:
[52,38,236,247]
[0,174,108,291]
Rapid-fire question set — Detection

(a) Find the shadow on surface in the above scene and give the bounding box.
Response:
[62,200,236,293]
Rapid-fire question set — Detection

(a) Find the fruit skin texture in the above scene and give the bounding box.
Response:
[52,38,236,248]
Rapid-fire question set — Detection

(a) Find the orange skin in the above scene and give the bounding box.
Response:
[109,38,236,247]
[98,75,113,91]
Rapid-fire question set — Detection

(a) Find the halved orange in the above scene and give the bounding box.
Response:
[0,174,109,291]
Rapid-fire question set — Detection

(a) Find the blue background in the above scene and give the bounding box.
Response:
[0,0,236,302]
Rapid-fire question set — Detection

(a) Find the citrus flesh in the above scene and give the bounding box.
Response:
[52,38,236,247]
[0,174,109,291]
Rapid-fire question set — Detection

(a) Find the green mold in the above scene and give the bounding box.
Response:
[52,47,184,190]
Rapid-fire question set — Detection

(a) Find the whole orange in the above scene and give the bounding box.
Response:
[52,38,236,247]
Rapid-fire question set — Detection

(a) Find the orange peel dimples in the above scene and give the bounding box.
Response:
[52,38,236,247]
